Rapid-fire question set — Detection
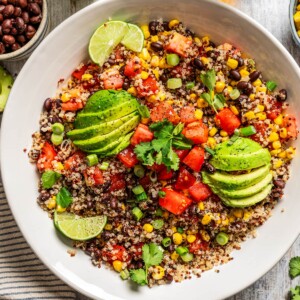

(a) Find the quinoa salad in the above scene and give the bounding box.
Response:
[29,19,298,286]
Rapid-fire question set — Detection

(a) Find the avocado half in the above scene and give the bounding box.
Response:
[0,66,13,112]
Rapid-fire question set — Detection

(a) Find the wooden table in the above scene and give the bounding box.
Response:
[2,0,299,299]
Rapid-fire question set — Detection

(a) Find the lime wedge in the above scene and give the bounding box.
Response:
[54,212,107,241]
[89,20,129,66]
[121,23,144,52]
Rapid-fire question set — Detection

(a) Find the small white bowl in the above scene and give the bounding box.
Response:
[0,0,48,61]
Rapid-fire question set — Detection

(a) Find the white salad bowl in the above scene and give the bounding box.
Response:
[1,0,300,299]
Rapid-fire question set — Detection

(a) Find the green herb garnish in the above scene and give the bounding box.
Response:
[41,171,61,189]
[56,187,73,208]
[290,257,300,279]
[291,286,300,300]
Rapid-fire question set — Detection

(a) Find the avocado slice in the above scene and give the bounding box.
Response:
[82,90,134,113]
[210,137,271,171]
[210,173,273,199]
[0,66,13,112]
[74,99,140,128]
[202,164,271,190]
[74,115,140,150]
[220,184,273,208]
[67,112,139,140]
[102,132,134,157]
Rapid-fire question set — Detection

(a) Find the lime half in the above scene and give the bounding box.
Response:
[54,212,107,241]
[121,23,144,52]
[89,20,129,66]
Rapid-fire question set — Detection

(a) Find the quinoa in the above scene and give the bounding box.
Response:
[29,19,298,286]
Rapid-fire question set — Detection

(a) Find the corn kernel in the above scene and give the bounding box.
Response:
[113,260,123,273]
[198,202,205,210]
[47,198,56,209]
[220,130,228,137]
[173,232,183,245]
[215,81,226,93]
[152,265,165,280]
[151,35,159,42]
[82,74,93,81]
[257,104,265,112]
[286,147,296,159]
[190,93,197,100]
[207,137,217,149]
[297,4,300,10]
[209,127,218,137]
[278,151,287,159]
[56,205,66,213]
[205,46,213,52]
[272,141,281,149]
[280,128,287,139]
[222,218,229,226]
[201,57,209,65]
[274,159,283,169]
[151,55,159,67]
[274,114,283,125]
[232,208,244,218]
[227,58,238,69]
[226,86,233,94]
[202,36,210,46]
[200,230,210,242]
[55,162,64,171]
[244,111,255,120]
[270,149,281,156]
[230,80,237,87]
[187,234,196,243]
[256,112,267,121]
[61,93,71,102]
[104,223,112,230]
[222,137,229,142]
[159,57,169,68]
[243,210,252,221]
[161,180,168,187]
[153,69,160,80]
[171,251,179,261]
[268,132,279,142]
[70,89,80,98]
[171,226,177,233]
[141,71,149,80]
[194,37,201,45]
[140,58,149,69]
[252,79,262,87]
[197,97,209,108]
[127,86,137,96]
[163,211,169,219]
[143,223,153,233]
[182,233,187,241]
[257,86,267,93]
[139,48,151,61]
[169,19,180,28]
[195,109,203,120]
[240,69,249,77]
[157,92,166,101]
[141,25,150,39]
[298,30,300,37]
[230,105,239,115]
[249,94,256,101]
[141,117,150,124]
[201,214,212,225]
[147,95,157,103]
[229,216,236,223]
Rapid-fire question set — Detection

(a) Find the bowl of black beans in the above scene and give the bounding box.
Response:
[0,0,48,61]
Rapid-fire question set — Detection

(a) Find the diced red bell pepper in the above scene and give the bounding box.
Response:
[251,122,268,143]
[84,166,104,186]
[182,121,208,144]
[179,106,196,124]
[165,32,192,57]
[189,235,209,254]
[136,77,159,97]
[150,102,180,124]
[282,114,298,139]
[109,173,126,191]
[72,65,88,80]
[188,182,212,202]
[174,168,196,190]
[175,149,190,161]
[64,151,85,171]
[215,108,241,135]
[130,124,154,146]
[124,58,142,77]
[117,146,139,168]
[183,146,205,172]
[37,142,57,171]
[61,100,84,111]
[159,188,192,215]
[102,245,131,263]
[158,166,174,180]
[139,175,151,189]
[266,98,282,120]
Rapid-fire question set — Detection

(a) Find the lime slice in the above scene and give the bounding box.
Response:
[54,212,107,241]
[89,20,129,66]
[121,23,144,52]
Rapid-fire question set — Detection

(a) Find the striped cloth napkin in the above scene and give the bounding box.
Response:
[0,182,77,300]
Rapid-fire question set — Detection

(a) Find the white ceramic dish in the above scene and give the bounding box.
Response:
[1,0,300,299]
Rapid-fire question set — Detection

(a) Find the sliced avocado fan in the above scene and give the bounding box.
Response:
[0,66,14,112]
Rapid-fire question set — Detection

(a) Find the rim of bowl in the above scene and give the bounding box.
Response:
[0,0,48,60]
[1,0,300,299]
[289,0,300,47]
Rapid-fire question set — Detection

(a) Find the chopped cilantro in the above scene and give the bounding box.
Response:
[200,69,216,91]
[289,257,300,279]
[291,286,300,300]
[56,187,73,208]
[41,171,61,189]
[129,268,147,286]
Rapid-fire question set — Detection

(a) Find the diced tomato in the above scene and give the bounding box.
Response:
[174,168,196,190]
[149,163,165,173]
[117,146,139,168]
[158,166,174,180]
[61,100,84,111]
[139,175,151,189]
[266,98,282,120]
[137,77,159,97]
[182,121,208,144]
[215,108,241,135]
[124,58,142,77]
[114,47,123,60]
[64,151,85,171]
[37,142,57,171]
[175,149,190,161]
[159,188,192,215]
[103,73,124,90]
[282,114,298,138]
[109,173,126,191]
[102,245,130,263]
[130,124,154,146]
[150,102,180,124]
[72,65,88,80]
[188,182,212,202]
[179,106,196,124]
[165,32,192,57]
[251,122,268,143]
[189,235,209,254]
[84,166,104,186]
[183,146,205,172]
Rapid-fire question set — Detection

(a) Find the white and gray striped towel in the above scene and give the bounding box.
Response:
[0,181,77,300]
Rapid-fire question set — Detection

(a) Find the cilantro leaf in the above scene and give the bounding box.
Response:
[291,286,300,300]
[41,171,61,189]
[289,257,300,278]
[213,94,226,110]
[130,269,147,285]
[134,142,155,166]
[201,93,213,106]
[200,69,216,91]
[173,123,184,135]
[56,187,73,208]
[142,243,164,267]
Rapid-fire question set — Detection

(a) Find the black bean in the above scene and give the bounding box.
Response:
[203,161,216,174]
[101,180,111,192]
[49,115,60,124]
[236,81,248,90]
[29,14,41,24]
[2,18,12,33]
[237,94,248,103]
[209,41,216,48]
[168,244,175,252]
[28,2,40,15]
[150,41,163,52]
[0,41,5,53]
[15,16,25,32]
[25,24,35,39]
[10,27,17,35]
[2,34,15,44]
[86,200,94,209]
[229,70,241,81]
[276,89,287,102]
[165,274,173,282]
[110,197,117,209]
[159,73,168,83]
[249,71,260,82]
[237,57,244,67]
[18,0,27,8]
[122,81,130,90]
[11,42,20,51]
[119,64,125,75]
[273,179,285,189]
[193,58,204,70]
[162,21,169,31]
[32,0,42,5]
[188,204,198,215]
[136,261,144,269]
[107,58,115,65]
[3,4,14,17]
[148,20,158,35]
[8,0,16,4]
[39,191,50,202]
[244,83,253,95]
[43,98,52,111]
[185,28,194,37]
